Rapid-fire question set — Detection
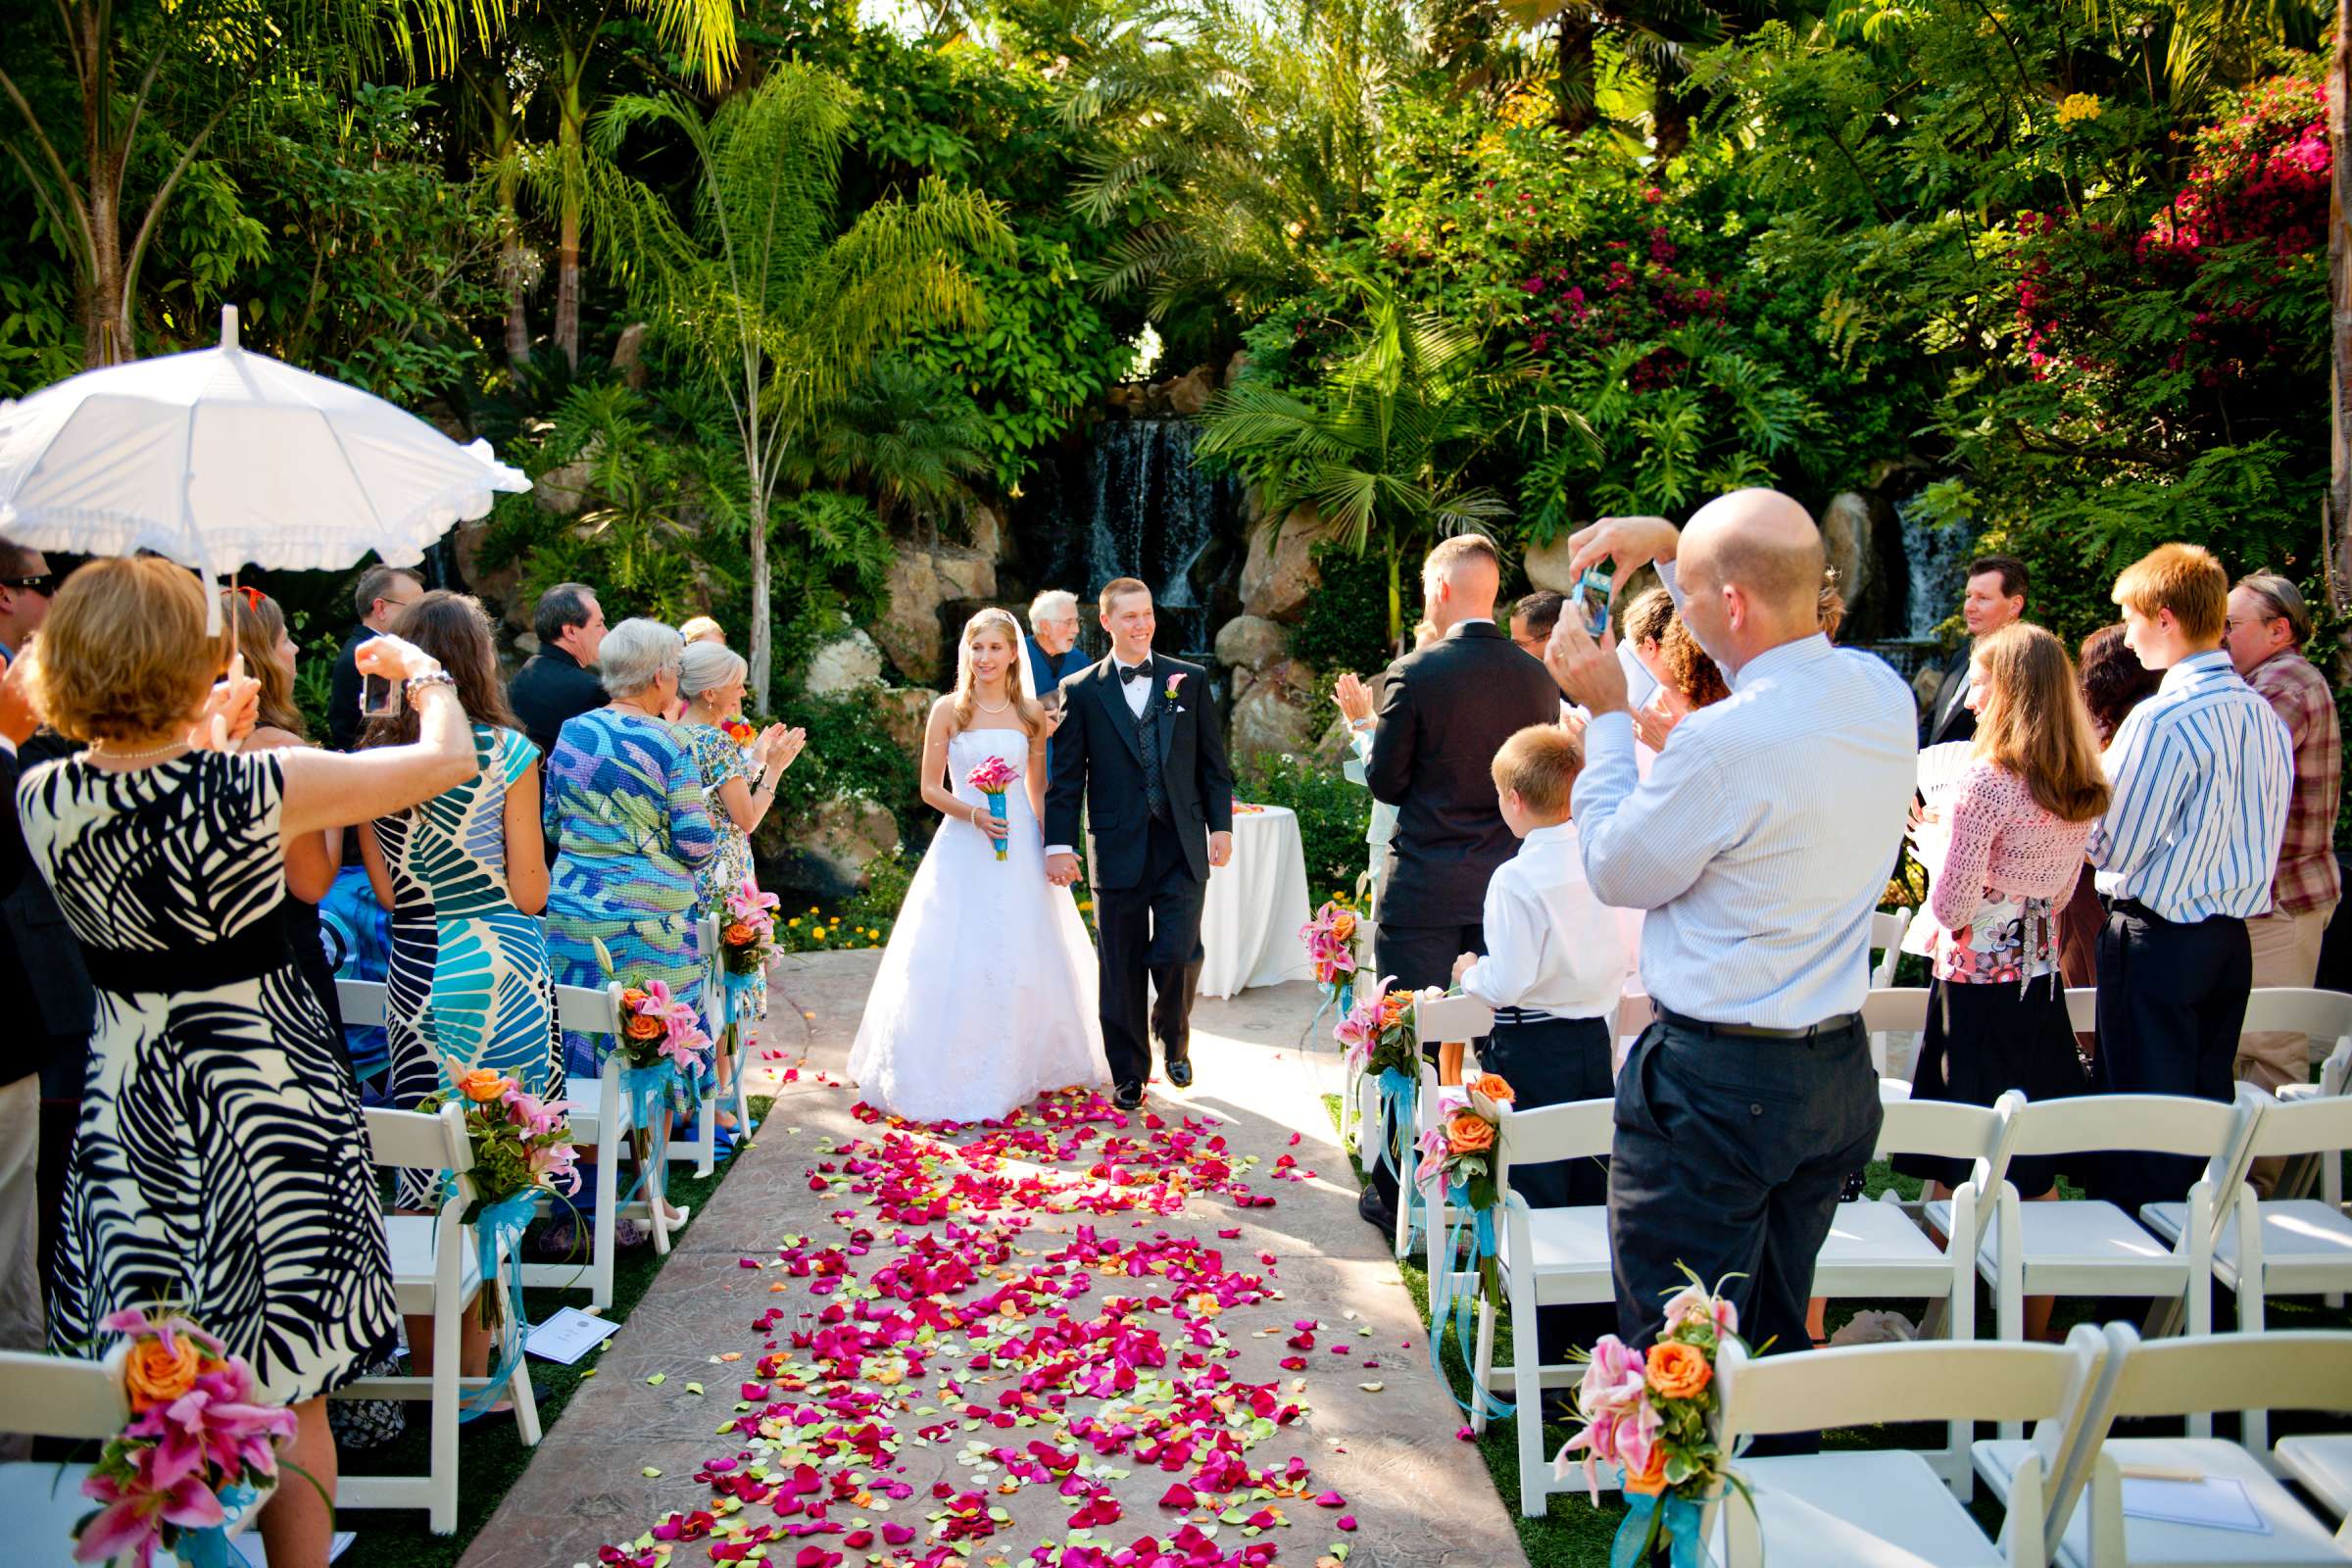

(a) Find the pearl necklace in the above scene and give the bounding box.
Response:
[973,690,1012,715]
[88,738,191,763]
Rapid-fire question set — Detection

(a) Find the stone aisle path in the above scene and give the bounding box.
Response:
[465,951,1529,1568]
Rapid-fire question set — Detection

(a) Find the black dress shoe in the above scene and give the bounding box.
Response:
[1356,1184,1397,1234]
[1112,1080,1144,1110]
[1165,1056,1194,1089]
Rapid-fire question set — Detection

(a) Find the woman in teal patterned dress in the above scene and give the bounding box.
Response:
[542,618,718,1078]
[676,640,803,1028]
[358,590,556,1382]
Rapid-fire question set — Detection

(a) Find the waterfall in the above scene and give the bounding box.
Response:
[1034,417,1239,660]
[1896,491,1980,641]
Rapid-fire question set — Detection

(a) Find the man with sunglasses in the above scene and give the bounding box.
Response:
[0,543,56,665]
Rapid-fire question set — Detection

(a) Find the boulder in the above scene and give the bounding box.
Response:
[804,628,886,694]
[1222,349,1250,386]
[1164,364,1217,416]
[874,687,939,757]
[1239,503,1342,623]
[964,502,1004,562]
[612,322,651,390]
[1106,384,1148,417]
[1229,678,1318,763]
[1214,613,1291,673]
[1523,532,1581,595]
[769,794,901,902]
[874,547,1000,683]
[451,515,522,621]
[533,435,602,515]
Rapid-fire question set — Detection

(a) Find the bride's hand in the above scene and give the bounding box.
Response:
[969,806,1009,839]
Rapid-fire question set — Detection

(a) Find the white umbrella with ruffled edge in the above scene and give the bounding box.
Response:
[0,306,527,622]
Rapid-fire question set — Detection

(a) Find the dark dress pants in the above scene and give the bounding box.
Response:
[1362,919,1485,1217]
[1479,1014,1616,1366]
[1094,815,1206,1089]
[2089,902,2251,1217]
[1609,1016,1881,1381]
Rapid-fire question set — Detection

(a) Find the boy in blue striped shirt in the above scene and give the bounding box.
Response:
[2087,542,2292,1214]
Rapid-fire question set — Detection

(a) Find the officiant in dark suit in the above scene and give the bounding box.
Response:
[1046,579,1235,1110]
[1921,555,2030,747]
[1362,534,1562,1228]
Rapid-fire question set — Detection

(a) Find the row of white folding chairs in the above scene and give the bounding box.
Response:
[1712,1325,2352,1568]
[0,1102,542,1546]
[339,976,688,1311]
[1450,1076,2352,1516]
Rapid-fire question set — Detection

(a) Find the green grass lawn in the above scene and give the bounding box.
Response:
[337,1099,773,1568]
[1322,1094,2352,1567]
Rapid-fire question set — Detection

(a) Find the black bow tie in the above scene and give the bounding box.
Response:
[1120,662,1152,684]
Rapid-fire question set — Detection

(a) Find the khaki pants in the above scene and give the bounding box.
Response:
[2235,900,2337,1195]
[0,1074,41,1459]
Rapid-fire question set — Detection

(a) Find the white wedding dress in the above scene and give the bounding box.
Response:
[848,726,1110,1123]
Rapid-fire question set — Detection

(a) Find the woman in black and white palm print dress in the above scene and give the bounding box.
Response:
[21,748,398,1404]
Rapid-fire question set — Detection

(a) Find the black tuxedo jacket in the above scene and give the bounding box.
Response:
[1045,654,1234,892]
[1367,621,1562,928]
[1923,646,1977,748]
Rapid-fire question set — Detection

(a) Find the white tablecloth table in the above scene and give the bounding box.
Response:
[1198,804,1314,999]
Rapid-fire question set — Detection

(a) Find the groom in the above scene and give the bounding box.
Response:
[1046,578,1235,1109]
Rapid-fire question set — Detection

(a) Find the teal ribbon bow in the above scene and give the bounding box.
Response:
[1611,1492,1706,1568]
[1426,1183,1517,1419]
[1369,1068,1415,1180]
[458,1188,540,1422]
[720,967,760,1026]
[172,1480,260,1567]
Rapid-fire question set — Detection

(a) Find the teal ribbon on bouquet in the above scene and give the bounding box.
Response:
[1309,974,1353,1035]
[617,1056,701,1136]
[1426,1184,1517,1420]
[721,967,760,1025]
[984,791,1008,860]
[1369,1067,1414,1180]
[1611,1492,1706,1568]
[172,1481,261,1568]
[458,1188,539,1422]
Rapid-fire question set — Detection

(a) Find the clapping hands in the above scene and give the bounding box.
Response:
[1333,672,1375,726]
[757,723,807,774]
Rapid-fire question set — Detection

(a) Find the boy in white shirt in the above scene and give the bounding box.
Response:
[1451,722,1631,1381]
[1450,722,1630,1214]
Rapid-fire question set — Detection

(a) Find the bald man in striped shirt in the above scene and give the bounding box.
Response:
[2088,543,2292,1217]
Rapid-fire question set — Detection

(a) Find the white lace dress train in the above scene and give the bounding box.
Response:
[848,728,1109,1122]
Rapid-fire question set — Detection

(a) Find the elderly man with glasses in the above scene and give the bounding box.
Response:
[2223,571,2342,1152]
[1025,590,1087,747]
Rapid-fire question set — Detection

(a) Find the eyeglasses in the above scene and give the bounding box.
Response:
[0,573,57,596]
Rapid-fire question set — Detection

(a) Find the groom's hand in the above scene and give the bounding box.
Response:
[1208,831,1233,868]
[1046,852,1080,886]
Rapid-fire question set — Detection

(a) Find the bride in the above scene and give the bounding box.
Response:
[848,607,1110,1122]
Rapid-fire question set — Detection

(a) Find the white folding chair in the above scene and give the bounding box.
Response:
[337,1102,542,1534]
[1811,1097,2002,1495]
[1396,994,1494,1260]
[1860,986,1932,1101]
[2276,1436,2352,1544]
[1927,1092,2257,1437]
[2054,1327,2352,1568]
[1871,906,1912,988]
[1704,1326,2111,1568]
[2063,987,2098,1035]
[0,1347,139,1567]
[1461,1097,1616,1516]
[2141,1092,2352,1452]
[517,981,688,1309]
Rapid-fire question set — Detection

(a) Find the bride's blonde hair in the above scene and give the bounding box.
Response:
[950,607,1048,739]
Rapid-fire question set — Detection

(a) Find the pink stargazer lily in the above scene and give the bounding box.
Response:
[1662,1283,1739,1338]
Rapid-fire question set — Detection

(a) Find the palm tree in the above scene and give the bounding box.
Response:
[579,63,1011,708]
[1198,278,1580,644]
[781,359,994,544]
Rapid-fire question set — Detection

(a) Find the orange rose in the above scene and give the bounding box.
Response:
[1621,1443,1669,1496]
[1468,1073,1515,1104]
[459,1068,512,1102]
[625,1012,664,1041]
[1645,1340,1712,1401]
[724,921,756,946]
[1331,911,1355,943]
[124,1333,204,1412]
[1444,1110,1495,1154]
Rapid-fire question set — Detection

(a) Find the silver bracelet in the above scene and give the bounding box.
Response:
[404,671,457,699]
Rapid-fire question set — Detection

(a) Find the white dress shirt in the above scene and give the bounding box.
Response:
[2088,648,2293,922]
[1573,633,1916,1028]
[1459,820,1630,1019]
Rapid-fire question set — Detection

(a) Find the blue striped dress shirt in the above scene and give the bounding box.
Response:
[2088,649,2293,922]
[1574,633,1918,1029]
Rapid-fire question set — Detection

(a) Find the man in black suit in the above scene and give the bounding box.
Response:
[1921,554,2029,748]
[326,564,424,751]
[511,582,610,758]
[1363,534,1563,1227]
[1045,578,1235,1110]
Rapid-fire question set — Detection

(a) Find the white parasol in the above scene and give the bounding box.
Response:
[0,307,527,616]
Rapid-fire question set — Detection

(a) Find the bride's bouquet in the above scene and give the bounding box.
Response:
[966,756,1020,861]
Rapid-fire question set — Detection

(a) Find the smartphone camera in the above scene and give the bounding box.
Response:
[360,672,403,720]
[1574,567,1614,637]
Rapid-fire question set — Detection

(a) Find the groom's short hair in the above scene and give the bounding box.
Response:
[1491,723,1583,819]
[1099,577,1151,616]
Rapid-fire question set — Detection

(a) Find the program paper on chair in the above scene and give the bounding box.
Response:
[1703,1328,2112,1568]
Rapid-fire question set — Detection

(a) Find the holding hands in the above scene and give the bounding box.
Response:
[1045,851,1080,887]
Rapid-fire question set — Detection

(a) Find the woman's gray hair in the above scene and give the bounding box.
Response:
[598,617,684,697]
[679,639,748,700]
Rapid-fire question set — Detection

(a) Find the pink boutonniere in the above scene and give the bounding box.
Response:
[1164,672,1185,707]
